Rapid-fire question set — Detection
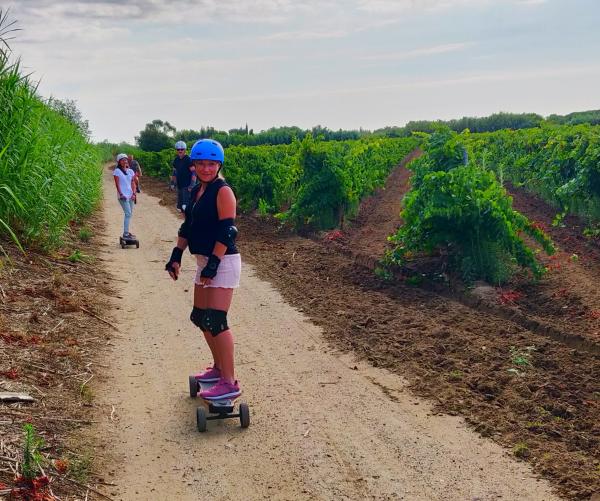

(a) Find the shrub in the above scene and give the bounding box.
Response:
[389,128,554,283]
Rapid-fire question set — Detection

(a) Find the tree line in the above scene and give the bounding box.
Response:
[133,110,600,152]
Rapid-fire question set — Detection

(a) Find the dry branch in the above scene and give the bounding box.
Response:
[79,306,120,332]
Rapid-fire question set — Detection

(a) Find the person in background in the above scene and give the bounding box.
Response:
[113,153,137,239]
[128,154,143,193]
[171,141,196,212]
[165,139,242,400]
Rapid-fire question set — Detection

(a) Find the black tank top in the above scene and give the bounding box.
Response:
[186,178,238,256]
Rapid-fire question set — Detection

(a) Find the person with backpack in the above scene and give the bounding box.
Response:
[127,154,143,193]
[165,139,242,401]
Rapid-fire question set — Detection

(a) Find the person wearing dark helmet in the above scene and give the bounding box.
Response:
[113,153,137,239]
[165,139,242,400]
[171,141,196,212]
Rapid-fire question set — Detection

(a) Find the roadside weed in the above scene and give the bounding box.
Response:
[80,382,94,404]
[513,442,530,458]
[21,424,44,480]
[78,226,93,241]
[68,249,91,263]
[374,266,394,281]
[67,451,93,483]
[509,345,535,368]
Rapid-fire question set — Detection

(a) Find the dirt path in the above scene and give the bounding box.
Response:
[93,167,558,500]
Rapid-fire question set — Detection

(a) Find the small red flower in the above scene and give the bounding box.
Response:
[54,458,69,474]
[323,230,344,241]
[497,290,523,305]
[1,368,19,379]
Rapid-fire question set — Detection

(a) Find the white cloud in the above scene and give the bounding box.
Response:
[355,0,547,13]
[262,29,349,41]
[359,42,474,61]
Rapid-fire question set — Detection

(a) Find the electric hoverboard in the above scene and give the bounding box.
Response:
[119,234,139,249]
[188,375,250,432]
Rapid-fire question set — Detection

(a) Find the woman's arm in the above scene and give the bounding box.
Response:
[212,186,237,258]
[130,173,137,199]
[113,173,124,198]
[188,165,197,190]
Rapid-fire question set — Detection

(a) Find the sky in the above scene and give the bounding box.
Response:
[5,0,600,143]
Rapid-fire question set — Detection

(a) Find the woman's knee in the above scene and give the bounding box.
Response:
[190,306,230,336]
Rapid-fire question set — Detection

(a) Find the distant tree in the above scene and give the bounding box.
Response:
[547,110,600,126]
[372,126,407,137]
[47,97,91,139]
[228,126,247,136]
[394,113,543,137]
[136,119,176,151]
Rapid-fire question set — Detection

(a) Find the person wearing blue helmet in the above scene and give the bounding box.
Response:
[170,140,196,212]
[165,139,242,401]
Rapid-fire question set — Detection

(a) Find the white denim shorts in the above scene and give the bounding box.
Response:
[194,254,241,288]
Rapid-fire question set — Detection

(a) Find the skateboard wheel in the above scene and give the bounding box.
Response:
[239,402,250,429]
[189,375,199,398]
[196,407,207,432]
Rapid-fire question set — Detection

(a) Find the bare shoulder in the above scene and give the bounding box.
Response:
[217,184,236,201]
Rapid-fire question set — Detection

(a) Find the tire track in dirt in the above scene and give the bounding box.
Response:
[89,167,559,500]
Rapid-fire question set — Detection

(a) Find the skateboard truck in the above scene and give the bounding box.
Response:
[188,375,250,432]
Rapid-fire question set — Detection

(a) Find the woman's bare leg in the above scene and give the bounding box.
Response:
[194,284,220,368]
[205,287,235,382]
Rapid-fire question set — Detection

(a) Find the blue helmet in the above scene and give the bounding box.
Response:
[174,140,186,150]
[190,139,224,163]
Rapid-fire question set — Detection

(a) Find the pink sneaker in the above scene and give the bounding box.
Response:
[199,379,241,400]
[194,366,221,383]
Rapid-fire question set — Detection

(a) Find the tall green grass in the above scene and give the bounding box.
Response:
[0,49,101,250]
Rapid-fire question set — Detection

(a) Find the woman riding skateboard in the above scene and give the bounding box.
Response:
[165,139,242,401]
[113,153,137,240]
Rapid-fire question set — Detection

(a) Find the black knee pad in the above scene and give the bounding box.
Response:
[190,307,206,329]
[202,309,229,337]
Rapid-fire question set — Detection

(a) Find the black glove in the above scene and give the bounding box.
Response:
[165,247,184,279]
[200,254,221,279]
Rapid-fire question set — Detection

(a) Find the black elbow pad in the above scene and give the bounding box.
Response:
[216,218,238,247]
[178,222,189,239]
